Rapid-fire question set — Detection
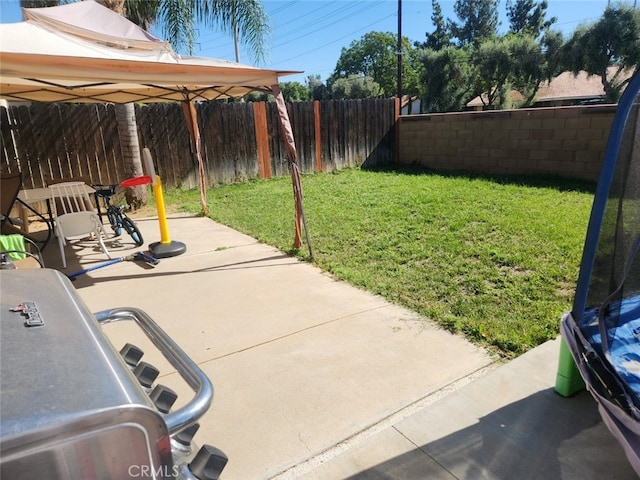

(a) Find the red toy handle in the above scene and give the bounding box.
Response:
[121,175,153,188]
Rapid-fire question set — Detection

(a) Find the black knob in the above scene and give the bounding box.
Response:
[134,361,159,389]
[189,444,228,480]
[119,343,144,367]
[173,422,200,446]
[149,384,177,413]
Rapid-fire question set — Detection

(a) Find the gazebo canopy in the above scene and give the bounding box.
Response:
[0,0,310,254]
[0,0,300,104]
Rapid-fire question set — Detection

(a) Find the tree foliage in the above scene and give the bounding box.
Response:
[419,0,451,50]
[416,0,562,112]
[19,0,59,8]
[329,31,421,98]
[420,46,476,112]
[500,33,544,107]
[280,82,311,102]
[562,4,640,102]
[330,75,381,100]
[307,75,329,101]
[449,0,499,46]
[472,36,513,107]
[123,0,271,62]
[471,29,564,109]
[506,0,556,37]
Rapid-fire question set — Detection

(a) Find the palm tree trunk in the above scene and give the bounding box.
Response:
[96,1,146,210]
[115,103,147,209]
[232,1,241,63]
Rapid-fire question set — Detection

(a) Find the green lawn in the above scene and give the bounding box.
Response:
[161,166,595,358]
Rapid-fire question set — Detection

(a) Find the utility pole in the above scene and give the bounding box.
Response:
[397,0,402,100]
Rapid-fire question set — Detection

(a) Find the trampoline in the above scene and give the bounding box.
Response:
[560,69,640,475]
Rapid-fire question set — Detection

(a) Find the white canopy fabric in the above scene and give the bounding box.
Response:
[0,0,310,253]
[0,1,300,103]
[22,0,168,50]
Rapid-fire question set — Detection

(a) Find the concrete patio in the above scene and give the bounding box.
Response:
[28,214,638,479]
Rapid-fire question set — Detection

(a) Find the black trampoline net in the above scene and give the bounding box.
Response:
[586,91,640,353]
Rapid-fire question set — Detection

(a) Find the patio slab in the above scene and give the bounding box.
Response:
[296,339,636,480]
[41,214,494,479]
[36,214,637,479]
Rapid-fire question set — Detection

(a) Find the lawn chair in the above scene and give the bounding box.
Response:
[48,175,96,211]
[49,181,110,269]
[0,172,52,251]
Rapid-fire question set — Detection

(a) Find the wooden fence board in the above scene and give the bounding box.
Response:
[1,98,396,189]
[14,106,39,188]
[100,104,124,184]
[51,105,71,181]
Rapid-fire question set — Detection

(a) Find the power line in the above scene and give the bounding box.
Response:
[270,10,397,68]
[273,1,388,48]
[195,0,396,74]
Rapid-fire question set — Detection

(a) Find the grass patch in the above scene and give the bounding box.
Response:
[161,166,595,359]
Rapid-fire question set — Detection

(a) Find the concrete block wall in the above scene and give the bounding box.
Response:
[398,105,617,182]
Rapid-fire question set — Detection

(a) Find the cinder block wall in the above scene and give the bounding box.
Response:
[397,105,617,182]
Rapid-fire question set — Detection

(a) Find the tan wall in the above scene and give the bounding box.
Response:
[398,105,617,182]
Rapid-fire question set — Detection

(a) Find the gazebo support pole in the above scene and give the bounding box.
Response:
[271,84,313,259]
[181,100,209,216]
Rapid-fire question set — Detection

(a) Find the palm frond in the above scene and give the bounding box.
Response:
[195,0,271,64]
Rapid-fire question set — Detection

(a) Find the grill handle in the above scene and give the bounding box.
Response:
[94,307,213,435]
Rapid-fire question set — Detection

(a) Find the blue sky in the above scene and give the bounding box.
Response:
[0,0,614,83]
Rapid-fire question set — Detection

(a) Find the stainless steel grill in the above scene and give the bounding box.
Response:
[0,269,227,480]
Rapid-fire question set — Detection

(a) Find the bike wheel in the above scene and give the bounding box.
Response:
[122,216,144,246]
[107,208,122,236]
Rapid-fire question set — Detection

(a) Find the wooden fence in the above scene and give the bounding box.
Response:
[3,98,615,190]
[1,98,397,189]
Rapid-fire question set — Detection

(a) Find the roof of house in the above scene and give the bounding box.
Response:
[466,68,631,108]
[535,70,606,102]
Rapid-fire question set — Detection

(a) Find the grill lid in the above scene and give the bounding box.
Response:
[0,269,156,440]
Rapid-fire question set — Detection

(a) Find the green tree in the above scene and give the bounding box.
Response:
[306,75,329,101]
[449,0,499,46]
[418,0,451,50]
[245,90,269,102]
[245,81,309,102]
[419,46,476,112]
[526,28,565,102]
[279,81,311,102]
[330,75,381,100]
[503,33,545,107]
[562,4,640,102]
[329,31,420,98]
[471,31,563,109]
[472,36,513,108]
[503,2,561,107]
[506,0,556,38]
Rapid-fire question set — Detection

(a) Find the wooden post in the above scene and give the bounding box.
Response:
[253,101,271,179]
[314,100,322,172]
[394,97,400,163]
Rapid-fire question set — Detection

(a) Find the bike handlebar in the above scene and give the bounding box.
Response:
[93,184,118,197]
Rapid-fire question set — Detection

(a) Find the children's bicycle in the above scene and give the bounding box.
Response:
[93,184,144,247]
